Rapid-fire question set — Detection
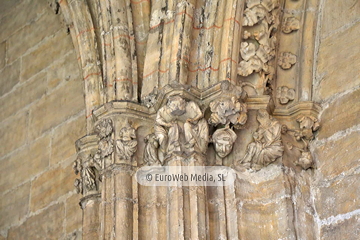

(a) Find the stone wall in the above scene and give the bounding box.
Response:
[311,0,360,239]
[0,0,84,239]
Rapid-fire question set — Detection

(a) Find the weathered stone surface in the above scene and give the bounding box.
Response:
[240,198,295,239]
[7,10,63,63]
[235,166,287,202]
[315,131,360,179]
[0,111,27,157]
[320,215,360,240]
[0,41,5,69]
[28,77,84,139]
[51,115,85,165]
[315,173,360,220]
[0,59,20,96]
[66,194,82,234]
[318,88,360,139]
[321,0,360,37]
[0,182,30,229]
[30,160,75,212]
[0,72,47,122]
[317,22,360,101]
[47,51,81,90]
[7,203,65,240]
[21,30,73,81]
[0,0,22,17]
[0,0,47,42]
[0,133,50,193]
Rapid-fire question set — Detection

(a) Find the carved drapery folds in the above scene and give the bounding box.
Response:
[64,0,324,239]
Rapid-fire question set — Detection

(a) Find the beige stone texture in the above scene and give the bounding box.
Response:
[0,0,47,42]
[30,160,76,212]
[65,194,82,234]
[0,71,47,122]
[240,199,295,239]
[0,111,28,157]
[315,131,360,179]
[321,0,360,37]
[315,173,360,220]
[47,51,81,90]
[21,29,73,81]
[0,59,20,96]
[0,133,50,192]
[317,88,360,139]
[7,203,65,240]
[0,41,5,69]
[0,182,30,229]
[28,76,84,139]
[51,115,85,165]
[7,10,63,63]
[0,0,22,17]
[320,215,360,240]
[316,22,360,101]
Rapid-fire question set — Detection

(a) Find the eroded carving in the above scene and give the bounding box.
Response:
[144,133,161,166]
[276,86,295,104]
[209,81,247,129]
[73,155,100,195]
[282,115,320,170]
[282,17,300,34]
[155,95,209,160]
[94,119,114,168]
[116,121,138,162]
[237,109,284,171]
[278,52,297,69]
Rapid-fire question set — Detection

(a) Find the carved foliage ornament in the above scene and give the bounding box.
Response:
[282,17,300,34]
[278,52,297,69]
[276,86,295,104]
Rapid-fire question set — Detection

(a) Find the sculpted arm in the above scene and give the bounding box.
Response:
[187,102,203,123]
[155,108,172,128]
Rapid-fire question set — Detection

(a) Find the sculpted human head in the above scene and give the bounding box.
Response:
[212,128,237,158]
[167,95,186,116]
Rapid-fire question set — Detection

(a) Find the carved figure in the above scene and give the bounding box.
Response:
[95,118,113,139]
[144,133,161,165]
[94,119,114,168]
[276,86,295,104]
[155,95,208,159]
[239,109,284,171]
[212,128,238,159]
[116,122,138,162]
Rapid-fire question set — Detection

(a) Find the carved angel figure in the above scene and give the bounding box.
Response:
[116,122,138,162]
[155,95,208,159]
[238,109,284,171]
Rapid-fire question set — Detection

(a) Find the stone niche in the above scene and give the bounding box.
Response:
[60,0,322,239]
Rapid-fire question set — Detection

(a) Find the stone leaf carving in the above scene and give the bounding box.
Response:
[276,86,295,104]
[155,95,209,160]
[237,109,284,171]
[212,127,237,160]
[282,17,300,34]
[94,119,114,168]
[239,0,280,88]
[278,52,297,69]
[116,121,138,162]
[282,115,320,170]
[142,87,158,108]
[144,133,161,166]
[209,81,248,129]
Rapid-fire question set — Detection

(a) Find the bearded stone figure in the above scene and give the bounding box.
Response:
[155,95,208,161]
[212,127,238,165]
[239,109,284,171]
[116,122,138,162]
